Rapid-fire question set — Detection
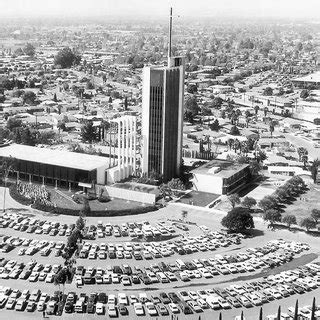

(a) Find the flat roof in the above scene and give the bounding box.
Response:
[191,159,249,178]
[0,144,110,171]
[292,72,320,83]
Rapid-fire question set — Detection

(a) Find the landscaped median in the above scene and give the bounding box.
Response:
[7,182,159,217]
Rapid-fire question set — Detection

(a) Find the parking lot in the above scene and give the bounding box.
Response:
[0,198,320,320]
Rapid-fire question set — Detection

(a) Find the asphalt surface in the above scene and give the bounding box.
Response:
[1,182,320,320]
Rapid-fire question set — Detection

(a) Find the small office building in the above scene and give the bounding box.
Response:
[191,159,251,195]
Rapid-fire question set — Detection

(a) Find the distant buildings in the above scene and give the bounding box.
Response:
[191,159,251,195]
[141,56,185,182]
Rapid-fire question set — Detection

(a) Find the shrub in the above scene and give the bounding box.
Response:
[9,185,33,206]
[31,200,158,217]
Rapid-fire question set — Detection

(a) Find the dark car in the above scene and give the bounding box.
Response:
[158,303,169,316]
[26,301,36,312]
[64,302,74,313]
[159,292,171,304]
[97,293,107,304]
[168,292,180,304]
[87,302,95,314]
[118,304,128,315]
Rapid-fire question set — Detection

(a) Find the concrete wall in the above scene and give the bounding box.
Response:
[104,185,156,205]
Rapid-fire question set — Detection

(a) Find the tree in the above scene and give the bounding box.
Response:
[311,209,320,223]
[167,178,185,191]
[254,105,259,115]
[228,193,240,208]
[24,43,35,57]
[80,121,97,143]
[184,95,200,123]
[263,87,273,96]
[80,198,91,216]
[310,160,319,183]
[277,306,281,320]
[230,125,240,136]
[76,215,85,232]
[181,210,188,222]
[310,297,316,320]
[263,209,282,226]
[0,157,16,212]
[300,89,309,99]
[300,217,316,231]
[124,97,128,110]
[53,267,72,299]
[209,119,219,131]
[187,84,197,94]
[293,300,299,320]
[259,307,263,320]
[22,91,37,105]
[54,47,81,68]
[269,123,274,137]
[6,118,22,131]
[259,195,278,212]
[282,215,297,229]
[263,107,268,117]
[241,197,257,209]
[221,207,254,232]
[212,97,223,109]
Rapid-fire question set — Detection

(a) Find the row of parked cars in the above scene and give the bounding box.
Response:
[0,230,244,262]
[0,259,61,283]
[0,235,65,257]
[0,212,181,240]
[72,239,308,286]
[1,261,319,317]
[77,231,243,261]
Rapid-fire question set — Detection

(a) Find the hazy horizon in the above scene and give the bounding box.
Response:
[0,0,320,20]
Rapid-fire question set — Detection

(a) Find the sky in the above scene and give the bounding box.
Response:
[0,0,319,19]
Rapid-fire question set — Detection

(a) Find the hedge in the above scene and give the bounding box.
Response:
[31,200,159,217]
[9,185,33,206]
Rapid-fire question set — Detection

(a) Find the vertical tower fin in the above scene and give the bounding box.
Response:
[168,7,173,61]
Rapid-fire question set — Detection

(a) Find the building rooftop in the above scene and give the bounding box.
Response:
[292,72,320,83]
[191,159,249,178]
[0,144,110,171]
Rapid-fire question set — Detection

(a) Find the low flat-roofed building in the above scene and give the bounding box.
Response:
[191,159,250,195]
[258,137,290,149]
[0,144,111,189]
[292,71,320,89]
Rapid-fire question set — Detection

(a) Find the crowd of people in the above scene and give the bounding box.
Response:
[16,181,53,206]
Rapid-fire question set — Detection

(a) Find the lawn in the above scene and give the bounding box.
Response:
[282,184,320,223]
[176,190,220,207]
[49,188,146,211]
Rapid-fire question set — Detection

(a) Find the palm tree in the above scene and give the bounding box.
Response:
[259,307,263,320]
[293,299,298,320]
[277,306,281,320]
[311,297,316,320]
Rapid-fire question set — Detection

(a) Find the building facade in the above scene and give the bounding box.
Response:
[142,56,185,182]
[191,159,251,195]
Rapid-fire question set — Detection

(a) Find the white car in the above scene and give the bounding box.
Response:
[18,248,26,256]
[108,304,117,317]
[168,303,180,313]
[95,302,104,315]
[145,302,158,316]
[133,303,145,316]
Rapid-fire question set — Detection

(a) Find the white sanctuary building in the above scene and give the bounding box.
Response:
[105,115,137,183]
